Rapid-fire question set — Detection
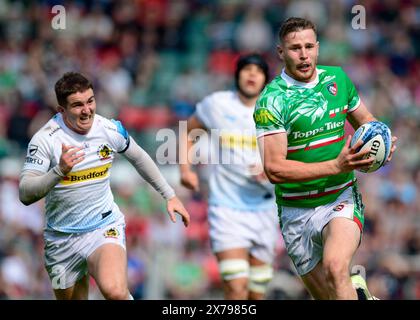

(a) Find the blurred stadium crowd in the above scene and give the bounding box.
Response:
[0,0,419,299]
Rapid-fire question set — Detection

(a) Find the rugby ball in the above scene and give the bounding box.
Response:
[350,121,392,173]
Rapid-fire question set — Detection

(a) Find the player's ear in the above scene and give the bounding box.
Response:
[57,105,65,113]
[277,44,284,60]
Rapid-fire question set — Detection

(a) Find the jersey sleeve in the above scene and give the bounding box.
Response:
[194,95,215,129]
[109,119,131,153]
[254,92,286,138]
[342,69,361,112]
[22,132,52,173]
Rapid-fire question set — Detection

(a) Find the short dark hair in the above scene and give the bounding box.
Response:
[278,17,317,41]
[234,53,269,89]
[54,72,93,107]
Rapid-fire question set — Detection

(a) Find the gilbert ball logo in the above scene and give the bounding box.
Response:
[327,82,337,96]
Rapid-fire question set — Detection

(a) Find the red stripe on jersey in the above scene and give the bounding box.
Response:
[287,148,301,153]
[304,135,345,151]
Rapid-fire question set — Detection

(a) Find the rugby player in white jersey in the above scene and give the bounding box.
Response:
[19,72,190,300]
[180,54,279,300]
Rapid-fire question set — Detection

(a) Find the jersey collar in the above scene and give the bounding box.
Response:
[281,68,325,89]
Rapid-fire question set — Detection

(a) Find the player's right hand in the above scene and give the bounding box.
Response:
[59,144,85,175]
[335,135,375,173]
[180,170,200,192]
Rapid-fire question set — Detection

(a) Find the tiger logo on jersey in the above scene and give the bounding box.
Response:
[104,227,119,239]
[97,144,113,160]
[327,82,338,96]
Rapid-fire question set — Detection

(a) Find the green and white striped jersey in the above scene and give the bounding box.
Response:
[254,66,361,207]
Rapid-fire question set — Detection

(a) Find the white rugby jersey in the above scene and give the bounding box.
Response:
[22,113,129,233]
[195,90,275,211]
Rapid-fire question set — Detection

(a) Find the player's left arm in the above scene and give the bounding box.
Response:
[122,137,190,227]
[348,100,397,162]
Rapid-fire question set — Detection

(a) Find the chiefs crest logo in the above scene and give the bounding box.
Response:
[104,227,119,239]
[97,144,113,160]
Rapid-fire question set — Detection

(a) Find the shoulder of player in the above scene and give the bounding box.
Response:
[256,78,285,109]
[196,90,236,114]
[94,114,114,130]
[96,114,129,139]
[201,90,234,104]
[317,65,348,79]
[94,114,116,131]
[32,114,62,140]
[260,75,286,96]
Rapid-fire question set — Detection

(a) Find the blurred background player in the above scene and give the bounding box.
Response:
[19,72,190,299]
[179,54,279,300]
[254,17,397,300]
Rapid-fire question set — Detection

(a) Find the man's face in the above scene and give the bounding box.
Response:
[237,64,267,99]
[278,28,319,82]
[59,88,96,134]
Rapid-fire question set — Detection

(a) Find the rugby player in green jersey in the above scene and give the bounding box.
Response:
[254,17,397,300]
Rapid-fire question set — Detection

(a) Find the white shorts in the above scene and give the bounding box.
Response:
[208,205,279,264]
[44,215,126,289]
[280,186,364,276]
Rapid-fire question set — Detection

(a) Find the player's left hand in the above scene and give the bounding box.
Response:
[386,136,398,163]
[166,196,190,227]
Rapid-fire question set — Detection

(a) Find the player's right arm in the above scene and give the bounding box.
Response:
[19,144,84,205]
[258,133,374,184]
[179,115,206,192]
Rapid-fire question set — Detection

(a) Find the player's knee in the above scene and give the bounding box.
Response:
[323,257,349,285]
[100,282,129,300]
[225,278,248,299]
[219,259,249,298]
[248,264,273,295]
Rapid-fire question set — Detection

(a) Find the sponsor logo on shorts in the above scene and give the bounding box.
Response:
[104,227,119,239]
[60,163,111,185]
[333,200,348,212]
[97,144,113,160]
[297,258,312,267]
